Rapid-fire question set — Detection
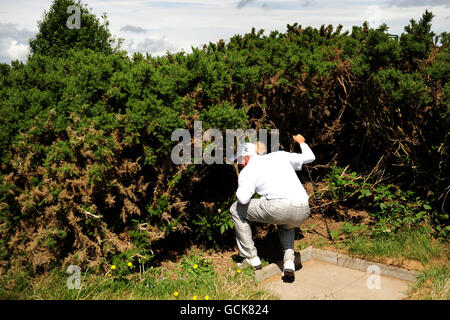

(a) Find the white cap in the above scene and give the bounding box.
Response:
[233,143,257,163]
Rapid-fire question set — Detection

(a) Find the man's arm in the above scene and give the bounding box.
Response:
[288,134,316,170]
[236,169,257,205]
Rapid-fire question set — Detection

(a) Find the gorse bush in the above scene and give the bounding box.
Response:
[0,1,448,273]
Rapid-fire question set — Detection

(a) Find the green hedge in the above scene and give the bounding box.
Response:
[0,10,448,272]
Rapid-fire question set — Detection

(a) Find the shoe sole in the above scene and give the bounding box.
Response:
[282,269,295,283]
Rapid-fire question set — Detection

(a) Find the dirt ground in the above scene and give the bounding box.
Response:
[157,208,367,273]
[159,205,428,276]
[157,174,432,276]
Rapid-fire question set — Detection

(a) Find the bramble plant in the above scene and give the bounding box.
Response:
[324,166,434,234]
[191,197,236,249]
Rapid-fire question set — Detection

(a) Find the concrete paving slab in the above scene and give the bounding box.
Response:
[260,258,413,300]
[288,259,365,290]
[331,273,411,300]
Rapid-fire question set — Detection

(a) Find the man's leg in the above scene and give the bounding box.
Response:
[229,198,310,273]
[277,203,310,282]
[278,227,295,263]
[277,202,310,255]
[229,199,266,260]
[278,226,296,282]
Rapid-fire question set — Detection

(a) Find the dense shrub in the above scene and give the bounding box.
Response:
[0,6,448,272]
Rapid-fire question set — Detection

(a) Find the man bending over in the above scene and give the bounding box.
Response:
[230,134,315,282]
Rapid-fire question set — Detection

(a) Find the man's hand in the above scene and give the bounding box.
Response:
[293,134,305,144]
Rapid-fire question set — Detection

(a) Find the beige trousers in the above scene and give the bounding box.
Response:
[230,197,310,262]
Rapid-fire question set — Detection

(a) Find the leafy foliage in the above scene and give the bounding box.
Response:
[191,197,236,249]
[29,0,118,57]
[324,166,440,235]
[0,6,448,273]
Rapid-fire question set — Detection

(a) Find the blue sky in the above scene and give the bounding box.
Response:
[0,0,449,63]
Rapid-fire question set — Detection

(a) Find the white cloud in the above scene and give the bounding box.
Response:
[120,24,147,33]
[0,23,34,63]
[125,36,178,56]
[387,0,450,7]
[237,0,256,9]
[6,40,29,59]
[0,0,449,63]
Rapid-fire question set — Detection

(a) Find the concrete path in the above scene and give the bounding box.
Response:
[260,258,413,300]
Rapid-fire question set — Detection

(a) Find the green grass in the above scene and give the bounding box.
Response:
[343,226,446,265]
[297,221,449,300]
[408,265,450,300]
[338,223,449,299]
[2,222,448,300]
[0,251,276,300]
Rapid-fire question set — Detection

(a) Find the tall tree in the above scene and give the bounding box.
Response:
[29,0,118,57]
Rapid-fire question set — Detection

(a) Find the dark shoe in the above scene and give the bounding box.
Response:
[282,269,295,283]
[282,260,295,282]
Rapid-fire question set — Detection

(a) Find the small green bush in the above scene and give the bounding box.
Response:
[324,166,434,233]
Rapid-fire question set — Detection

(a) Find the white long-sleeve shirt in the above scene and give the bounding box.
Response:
[236,143,316,205]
